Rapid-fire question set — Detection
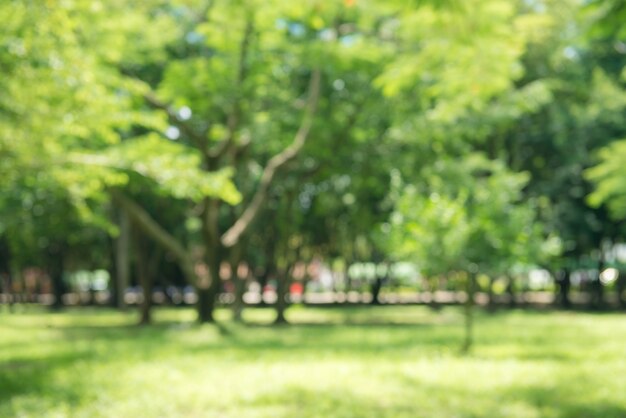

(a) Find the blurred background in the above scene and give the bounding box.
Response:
[1,0,626,417]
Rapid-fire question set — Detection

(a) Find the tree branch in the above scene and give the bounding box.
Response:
[221,69,322,248]
[209,16,255,162]
[111,190,196,280]
[144,93,210,155]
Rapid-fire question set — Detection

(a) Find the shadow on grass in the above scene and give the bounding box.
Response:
[4,315,460,363]
[244,320,450,328]
[2,307,625,417]
[40,307,591,360]
[508,384,626,418]
[8,305,613,361]
[0,351,92,406]
[248,380,626,418]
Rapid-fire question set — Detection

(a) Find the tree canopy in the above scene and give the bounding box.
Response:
[2,0,626,321]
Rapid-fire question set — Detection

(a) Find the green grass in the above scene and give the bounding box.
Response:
[1,305,625,418]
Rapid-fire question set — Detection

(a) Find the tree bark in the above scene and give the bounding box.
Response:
[107,234,119,307]
[556,268,571,309]
[1,272,12,310]
[196,251,221,323]
[115,209,131,309]
[47,243,66,310]
[427,276,440,310]
[232,274,246,322]
[221,69,321,248]
[9,262,21,311]
[134,228,155,325]
[111,191,200,316]
[274,266,288,325]
[506,275,517,308]
[343,261,352,294]
[200,198,222,323]
[258,253,275,307]
[370,277,383,305]
[197,287,215,323]
[590,256,605,310]
[0,239,14,311]
[487,276,495,311]
[617,270,626,309]
[228,224,246,322]
[462,271,476,354]
[229,242,246,322]
[590,278,604,310]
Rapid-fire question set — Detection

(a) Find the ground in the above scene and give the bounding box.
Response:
[1,305,625,418]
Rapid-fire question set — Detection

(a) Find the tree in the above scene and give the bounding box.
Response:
[385,154,547,351]
[0,1,241,319]
[457,0,626,308]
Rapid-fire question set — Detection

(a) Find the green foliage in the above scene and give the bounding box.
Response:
[2,0,626,293]
[71,135,241,205]
[585,0,626,39]
[386,154,549,276]
[375,0,531,121]
[586,140,626,218]
[386,181,470,275]
[0,0,240,237]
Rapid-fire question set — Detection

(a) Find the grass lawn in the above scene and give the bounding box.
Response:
[1,305,625,418]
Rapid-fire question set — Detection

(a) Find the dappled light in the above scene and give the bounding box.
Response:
[2,307,626,417]
[1,0,626,416]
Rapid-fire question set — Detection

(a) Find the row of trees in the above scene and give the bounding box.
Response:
[1,0,626,324]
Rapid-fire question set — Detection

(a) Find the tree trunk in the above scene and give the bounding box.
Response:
[556,268,571,309]
[197,287,215,322]
[257,265,270,307]
[137,268,152,325]
[134,229,154,325]
[617,270,626,309]
[196,255,222,323]
[113,191,200,322]
[115,209,131,309]
[462,271,476,354]
[426,276,440,310]
[48,244,66,310]
[370,277,383,305]
[196,263,218,324]
[230,243,245,322]
[199,198,222,323]
[9,262,21,311]
[274,266,289,325]
[590,278,604,310]
[0,239,14,311]
[232,274,246,322]
[590,257,605,310]
[2,273,13,312]
[487,276,495,310]
[343,262,352,294]
[50,265,65,309]
[506,275,516,308]
[271,193,294,324]
[107,235,119,307]
[258,228,278,307]
[11,262,26,307]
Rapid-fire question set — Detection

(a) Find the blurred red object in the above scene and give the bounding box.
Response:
[290,282,304,295]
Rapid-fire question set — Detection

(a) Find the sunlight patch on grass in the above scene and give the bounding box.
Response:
[1,306,626,417]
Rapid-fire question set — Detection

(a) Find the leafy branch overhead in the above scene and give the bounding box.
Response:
[586,139,626,218]
[3,0,626,325]
[221,69,321,247]
[69,135,241,205]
